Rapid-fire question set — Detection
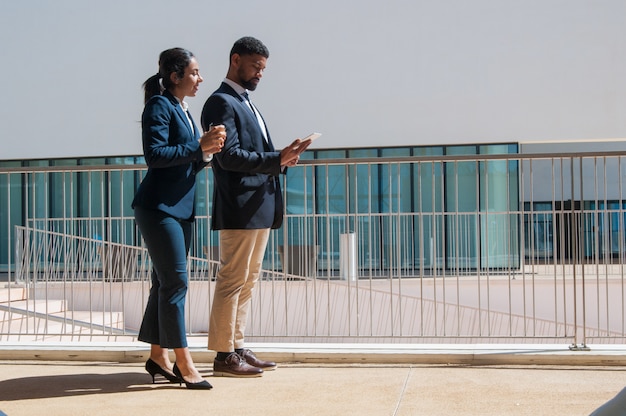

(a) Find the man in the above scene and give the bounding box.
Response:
[201,36,311,377]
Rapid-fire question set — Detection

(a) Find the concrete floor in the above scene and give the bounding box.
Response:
[1,361,625,416]
[1,343,625,415]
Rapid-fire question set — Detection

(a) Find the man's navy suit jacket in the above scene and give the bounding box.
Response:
[201,82,284,230]
[132,90,206,220]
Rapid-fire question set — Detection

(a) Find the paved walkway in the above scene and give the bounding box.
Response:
[1,361,625,415]
[0,344,625,415]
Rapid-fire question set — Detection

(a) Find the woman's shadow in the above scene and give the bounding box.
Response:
[0,366,199,401]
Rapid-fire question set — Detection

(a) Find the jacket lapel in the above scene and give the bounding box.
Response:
[164,90,196,140]
[218,83,274,151]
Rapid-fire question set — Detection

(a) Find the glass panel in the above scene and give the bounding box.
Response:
[0,167,22,269]
[350,148,378,214]
[480,158,513,268]
[445,146,478,269]
[315,150,346,215]
[50,159,78,220]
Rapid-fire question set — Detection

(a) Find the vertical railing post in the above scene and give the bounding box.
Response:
[569,155,590,351]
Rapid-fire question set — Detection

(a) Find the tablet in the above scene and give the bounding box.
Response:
[303,132,322,142]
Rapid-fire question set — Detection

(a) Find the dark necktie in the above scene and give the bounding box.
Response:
[242,92,268,143]
[241,92,253,112]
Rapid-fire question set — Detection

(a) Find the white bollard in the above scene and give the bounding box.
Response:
[340,232,357,281]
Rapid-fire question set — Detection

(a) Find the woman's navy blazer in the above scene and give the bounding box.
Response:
[132,90,207,220]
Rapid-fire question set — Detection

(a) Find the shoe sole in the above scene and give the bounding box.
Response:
[213,371,263,378]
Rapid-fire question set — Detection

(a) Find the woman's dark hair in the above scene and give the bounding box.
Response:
[143,47,195,104]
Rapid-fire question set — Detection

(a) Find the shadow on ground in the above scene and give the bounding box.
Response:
[0,371,177,401]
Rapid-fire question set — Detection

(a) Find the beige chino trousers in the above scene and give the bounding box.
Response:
[208,228,270,352]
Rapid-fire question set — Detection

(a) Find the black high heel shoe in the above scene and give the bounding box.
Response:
[173,363,213,390]
[145,358,181,383]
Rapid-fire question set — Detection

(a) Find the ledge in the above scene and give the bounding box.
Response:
[1,342,625,366]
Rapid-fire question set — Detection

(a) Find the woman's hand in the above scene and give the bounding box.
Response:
[200,124,226,155]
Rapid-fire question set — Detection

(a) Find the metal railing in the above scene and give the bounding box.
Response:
[1,151,626,347]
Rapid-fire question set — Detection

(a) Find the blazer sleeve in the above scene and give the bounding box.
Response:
[201,93,282,177]
[142,95,204,168]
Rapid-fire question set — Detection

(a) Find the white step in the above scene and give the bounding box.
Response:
[49,311,125,330]
[2,299,67,314]
[0,287,28,303]
[0,310,125,334]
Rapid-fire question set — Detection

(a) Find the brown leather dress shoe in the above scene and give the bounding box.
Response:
[240,348,277,371]
[213,352,263,378]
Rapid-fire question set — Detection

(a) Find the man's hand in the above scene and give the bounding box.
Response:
[280,137,312,167]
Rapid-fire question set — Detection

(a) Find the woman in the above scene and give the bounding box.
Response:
[132,47,225,390]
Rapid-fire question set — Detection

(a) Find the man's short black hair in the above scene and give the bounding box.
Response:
[230,36,269,58]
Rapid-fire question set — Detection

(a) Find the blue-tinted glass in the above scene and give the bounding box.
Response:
[79,158,106,166]
[380,148,410,157]
[0,161,22,168]
[378,147,412,213]
[316,150,345,159]
[348,149,378,158]
[25,160,49,167]
[106,157,136,165]
[479,144,517,155]
[444,146,478,268]
[315,150,347,216]
[0,169,23,266]
[285,164,314,215]
[413,146,444,157]
[447,145,477,156]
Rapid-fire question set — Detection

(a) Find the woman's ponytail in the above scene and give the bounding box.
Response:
[143,73,162,104]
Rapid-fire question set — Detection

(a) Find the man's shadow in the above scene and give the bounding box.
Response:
[0,370,182,401]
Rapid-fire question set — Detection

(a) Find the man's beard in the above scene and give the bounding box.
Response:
[241,77,258,91]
